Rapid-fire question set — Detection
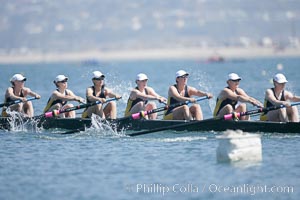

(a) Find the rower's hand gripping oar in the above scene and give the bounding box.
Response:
[0,96,39,108]
[128,96,209,120]
[44,97,122,118]
[223,101,300,120]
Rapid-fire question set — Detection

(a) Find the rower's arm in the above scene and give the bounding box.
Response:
[135,89,160,101]
[189,87,213,99]
[54,90,83,103]
[291,95,300,102]
[106,88,121,99]
[5,87,26,101]
[168,85,191,102]
[224,88,262,107]
[86,88,105,103]
[239,89,262,107]
[286,91,300,102]
[26,88,41,99]
[265,89,289,107]
[147,87,167,103]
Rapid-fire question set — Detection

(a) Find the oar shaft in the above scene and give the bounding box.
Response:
[44,97,121,118]
[223,102,300,120]
[60,101,101,113]
[0,96,38,108]
[130,96,209,120]
[170,96,208,110]
[131,106,167,120]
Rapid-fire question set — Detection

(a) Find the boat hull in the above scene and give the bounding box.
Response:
[1,117,300,134]
[127,119,300,134]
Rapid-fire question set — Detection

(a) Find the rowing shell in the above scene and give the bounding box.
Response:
[1,116,300,134]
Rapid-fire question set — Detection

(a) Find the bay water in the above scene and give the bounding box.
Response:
[0,57,299,199]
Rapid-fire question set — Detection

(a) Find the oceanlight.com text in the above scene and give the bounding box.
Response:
[125,183,294,196]
[208,184,294,195]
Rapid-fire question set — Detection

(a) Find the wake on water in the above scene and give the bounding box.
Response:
[5,109,124,138]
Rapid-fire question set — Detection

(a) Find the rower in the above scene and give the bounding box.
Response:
[43,75,85,118]
[163,70,213,120]
[213,73,263,120]
[124,73,166,119]
[260,73,300,122]
[2,74,41,117]
[82,71,121,119]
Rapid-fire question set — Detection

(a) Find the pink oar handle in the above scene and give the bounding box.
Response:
[44,112,53,118]
[44,110,60,118]
[223,112,241,120]
[131,111,147,120]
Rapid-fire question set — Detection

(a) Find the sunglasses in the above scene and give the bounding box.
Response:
[93,77,104,81]
[58,80,68,83]
[275,82,286,85]
[178,75,188,79]
[230,79,240,82]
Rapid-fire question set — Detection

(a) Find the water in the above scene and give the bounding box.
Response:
[1,57,300,200]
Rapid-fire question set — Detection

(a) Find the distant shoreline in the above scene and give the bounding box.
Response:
[0,47,299,64]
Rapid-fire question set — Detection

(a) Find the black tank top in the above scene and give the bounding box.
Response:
[214,87,240,116]
[165,85,189,114]
[130,87,149,108]
[6,87,25,102]
[48,89,69,107]
[266,88,285,107]
[86,85,106,103]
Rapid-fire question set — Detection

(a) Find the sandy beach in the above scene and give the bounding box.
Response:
[0,46,299,64]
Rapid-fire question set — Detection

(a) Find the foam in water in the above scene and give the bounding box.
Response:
[6,109,40,132]
[216,130,262,163]
[158,136,207,142]
[88,114,123,136]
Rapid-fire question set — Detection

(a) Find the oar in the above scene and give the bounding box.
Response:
[44,97,122,118]
[0,96,38,108]
[127,101,300,136]
[223,101,300,120]
[122,96,209,121]
[61,96,208,135]
[61,127,86,134]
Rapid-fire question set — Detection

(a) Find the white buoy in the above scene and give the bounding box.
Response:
[216,130,262,162]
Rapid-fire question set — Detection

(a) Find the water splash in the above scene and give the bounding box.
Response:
[191,69,215,115]
[6,109,40,133]
[86,114,125,137]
